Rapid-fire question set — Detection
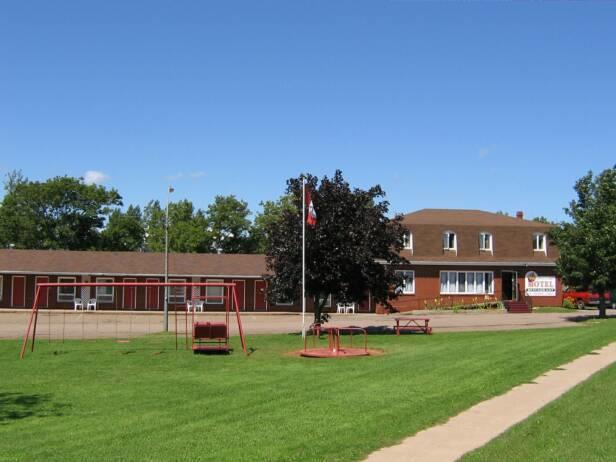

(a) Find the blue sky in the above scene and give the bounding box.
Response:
[1,1,615,221]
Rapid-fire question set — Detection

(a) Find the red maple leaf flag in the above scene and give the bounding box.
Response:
[305,187,317,228]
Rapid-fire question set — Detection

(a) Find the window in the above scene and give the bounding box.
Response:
[440,271,494,295]
[479,232,492,251]
[403,231,413,250]
[57,277,76,302]
[395,270,415,295]
[317,294,332,308]
[276,297,294,306]
[95,278,114,303]
[168,278,186,304]
[206,279,224,305]
[443,231,457,251]
[533,233,546,252]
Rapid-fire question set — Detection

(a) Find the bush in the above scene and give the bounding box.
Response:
[562,297,576,310]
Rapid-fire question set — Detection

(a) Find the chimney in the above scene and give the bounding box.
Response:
[516,211,524,220]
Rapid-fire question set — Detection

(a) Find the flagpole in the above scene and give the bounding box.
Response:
[302,178,306,339]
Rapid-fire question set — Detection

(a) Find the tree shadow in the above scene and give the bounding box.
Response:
[0,392,68,424]
[564,314,616,324]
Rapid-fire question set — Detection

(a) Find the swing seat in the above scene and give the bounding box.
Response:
[192,322,230,353]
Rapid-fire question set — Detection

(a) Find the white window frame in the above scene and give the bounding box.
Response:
[168,278,186,304]
[403,231,413,251]
[533,233,547,253]
[479,232,493,252]
[57,277,76,302]
[95,277,114,303]
[443,231,457,252]
[440,271,494,295]
[206,279,224,305]
[395,270,415,295]
[317,294,332,308]
[0,275,3,301]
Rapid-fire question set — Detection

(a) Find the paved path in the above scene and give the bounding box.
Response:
[364,342,616,462]
[0,308,612,339]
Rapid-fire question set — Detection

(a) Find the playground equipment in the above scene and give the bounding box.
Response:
[19,281,247,359]
[301,326,370,358]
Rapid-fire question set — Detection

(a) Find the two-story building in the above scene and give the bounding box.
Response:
[389,209,561,312]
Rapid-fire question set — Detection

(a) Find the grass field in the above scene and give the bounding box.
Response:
[1,320,615,461]
[463,362,616,461]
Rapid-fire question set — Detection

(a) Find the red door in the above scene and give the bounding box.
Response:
[146,278,159,310]
[123,278,137,309]
[12,276,26,307]
[35,276,49,308]
[232,280,246,311]
[254,280,267,311]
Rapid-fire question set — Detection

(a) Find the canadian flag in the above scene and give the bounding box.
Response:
[305,187,317,227]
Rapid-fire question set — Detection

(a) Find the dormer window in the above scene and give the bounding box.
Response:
[403,231,413,250]
[479,232,493,252]
[533,233,546,253]
[443,231,456,251]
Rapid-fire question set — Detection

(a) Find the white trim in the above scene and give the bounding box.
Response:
[205,278,225,305]
[123,278,137,309]
[95,277,115,303]
[254,280,268,311]
[11,275,26,307]
[232,279,246,311]
[57,277,77,302]
[168,278,186,304]
[317,293,332,308]
[443,231,457,254]
[408,260,556,267]
[0,270,265,278]
[440,270,495,295]
[479,232,493,253]
[403,231,413,251]
[145,278,160,309]
[533,233,547,254]
[395,270,416,295]
[35,276,50,307]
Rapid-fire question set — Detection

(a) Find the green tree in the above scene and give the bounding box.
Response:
[206,195,253,253]
[251,195,296,254]
[0,174,121,250]
[265,170,408,324]
[551,166,616,318]
[143,199,211,253]
[533,216,555,224]
[101,205,145,251]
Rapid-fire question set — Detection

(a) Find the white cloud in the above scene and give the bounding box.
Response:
[190,171,206,179]
[83,170,109,185]
[167,172,184,181]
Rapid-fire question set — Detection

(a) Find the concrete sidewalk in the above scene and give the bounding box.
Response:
[364,342,616,462]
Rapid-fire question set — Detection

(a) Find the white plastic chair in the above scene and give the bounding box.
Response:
[87,298,97,311]
[336,303,346,314]
[186,300,193,312]
[345,303,356,314]
[74,298,84,310]
[195,300,205,312]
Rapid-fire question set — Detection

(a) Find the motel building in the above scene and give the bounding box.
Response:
[0,209,562,313]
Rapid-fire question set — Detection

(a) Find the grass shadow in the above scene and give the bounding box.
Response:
[0,392,68,424]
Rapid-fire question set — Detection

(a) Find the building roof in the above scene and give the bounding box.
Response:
[402,209,551,228]
[0,249,267,277]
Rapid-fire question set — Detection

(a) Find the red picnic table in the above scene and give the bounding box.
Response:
[394,317,432,335]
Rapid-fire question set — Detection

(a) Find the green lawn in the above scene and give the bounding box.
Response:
[463,362,616,461]
[533,306,578,313]
[1,321,615,461]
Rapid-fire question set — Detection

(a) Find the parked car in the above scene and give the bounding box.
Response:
[563,290,612,309]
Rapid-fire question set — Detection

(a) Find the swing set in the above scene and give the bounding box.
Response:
[19,281,248,359]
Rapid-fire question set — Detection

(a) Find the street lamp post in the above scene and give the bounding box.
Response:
[163,185,174,331]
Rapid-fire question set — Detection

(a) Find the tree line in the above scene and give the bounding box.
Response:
[0,171,291,254]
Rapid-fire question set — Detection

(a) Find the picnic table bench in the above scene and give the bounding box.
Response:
[394,317,432,335]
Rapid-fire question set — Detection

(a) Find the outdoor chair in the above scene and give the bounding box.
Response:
[336,303,346,314]
[345,303,356,314]
[73,298,84,310]
[86,298,97,311]
[195,300,205,312]
[186,300,193,312]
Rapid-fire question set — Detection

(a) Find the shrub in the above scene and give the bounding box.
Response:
[563,297,576,310]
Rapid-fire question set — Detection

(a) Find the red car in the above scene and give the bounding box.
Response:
[563,290,612,309]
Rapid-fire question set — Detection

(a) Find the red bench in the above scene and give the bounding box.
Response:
[192,321,229,352]
[394,317,432,335]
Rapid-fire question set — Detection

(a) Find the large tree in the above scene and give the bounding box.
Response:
[251,195,296,254]
[551,166,616,318]
[101,205,145,251]
[265,170,408,324]
[0,173,122,250]
[206,195,254,253]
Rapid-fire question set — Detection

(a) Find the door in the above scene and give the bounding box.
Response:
[123,278,137,309]
[254,280,267,311]
[501,271,518,301]
[146,278,159,310]
[232,280,246,311]
[358,291,372,312]
[35,276,49,308]
[12,276,26,307]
